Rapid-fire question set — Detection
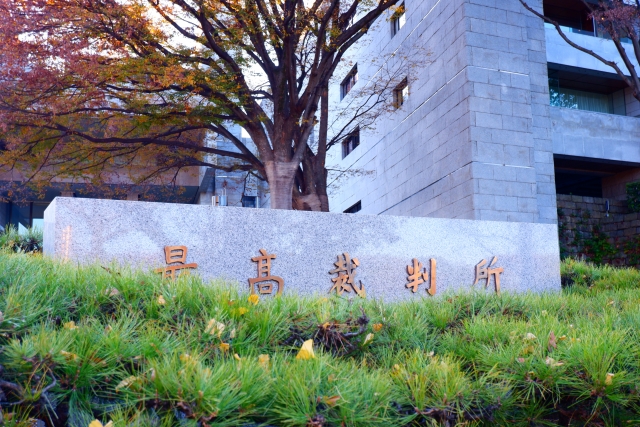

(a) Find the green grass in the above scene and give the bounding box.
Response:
[1,253,640,426]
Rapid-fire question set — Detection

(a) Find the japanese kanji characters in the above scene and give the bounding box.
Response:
[153,246,507,297]
[406,258,436,295]
[329,252,366,298]
[154,246,198,280]
[473,256,504,294]
[249,248,284,295]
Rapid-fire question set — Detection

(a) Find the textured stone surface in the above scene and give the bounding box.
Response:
[44,198,561,301]
[327,0,557,224]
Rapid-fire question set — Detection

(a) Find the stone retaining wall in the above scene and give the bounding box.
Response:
[557,194,640,265]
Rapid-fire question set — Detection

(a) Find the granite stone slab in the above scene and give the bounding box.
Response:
[43,197,561,301]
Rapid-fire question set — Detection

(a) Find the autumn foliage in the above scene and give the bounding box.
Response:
[0,0,399,209]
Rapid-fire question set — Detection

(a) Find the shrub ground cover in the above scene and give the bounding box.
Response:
[0,254,639,426]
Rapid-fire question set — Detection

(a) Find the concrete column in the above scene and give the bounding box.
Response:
[466,0,556,223]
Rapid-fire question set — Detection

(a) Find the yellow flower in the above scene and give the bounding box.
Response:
[219,342,230,352]
[205,319,225,336]
[89,420,113,427]
[64,321,78,330]
[237,307,248,316]
[234,353,242,361]
[248,294,259,305]
[296,339,315,360]
[258,354,270,368]
[157,295,166,305]
[372,323,383,332]
[180,353,193,363]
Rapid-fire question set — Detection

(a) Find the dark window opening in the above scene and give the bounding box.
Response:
[340,65,358,100]
[342,128,360,159]
[543,0,594,34]
[391,3,405,37]
[344,201,361,214]
[7,201,48,233]
[554,156,638,197]
[394,78,408,108]
[543,0,631,42]
[242,195,257,208]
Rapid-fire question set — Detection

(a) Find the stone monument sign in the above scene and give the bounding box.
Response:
[43,198,561,301]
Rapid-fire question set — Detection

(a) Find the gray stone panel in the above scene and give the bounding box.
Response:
[551,107,640,163]
[44,198,561,300]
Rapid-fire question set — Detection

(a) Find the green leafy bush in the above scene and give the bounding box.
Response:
[626,181,640,212]
[0,255,639,426]
[0,225,43,253]
[624,235,640,266]
[580,225,617,265]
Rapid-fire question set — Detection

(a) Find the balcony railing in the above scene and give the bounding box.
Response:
[544,22,631,44]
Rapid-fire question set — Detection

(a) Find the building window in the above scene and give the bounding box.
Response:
[344,201,361,214]
[542,0,631,43]
[391,3,405,37]
[242,195,257,208]
[548,76,626,116]
[342,128,360,159]
[394,78,408,108]
[340,65,358,100]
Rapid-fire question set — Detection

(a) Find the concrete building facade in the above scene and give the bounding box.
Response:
[328,0,640,224]
[4,0,639,231]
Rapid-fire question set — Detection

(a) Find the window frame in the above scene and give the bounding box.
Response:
[344,201,362,214]
[340,65,358,100]
[391,2,406,37]
[242,195,258,208]
[394,78,409,109]
[341,127,360,159]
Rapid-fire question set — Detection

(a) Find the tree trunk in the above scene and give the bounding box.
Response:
[264,160,298,210]
[293,191,329,211]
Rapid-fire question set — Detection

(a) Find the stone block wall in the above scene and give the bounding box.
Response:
[328,0,557,224]
[557,194,640,266]
[467,0,556,224]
